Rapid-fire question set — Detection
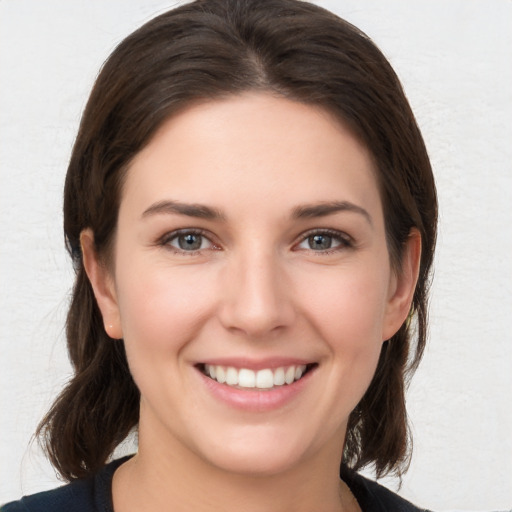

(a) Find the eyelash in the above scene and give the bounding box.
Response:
[159,229,218,255]
[158,228,354,255]
[294,228,354,254]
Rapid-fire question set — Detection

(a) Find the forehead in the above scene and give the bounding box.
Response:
[122,92,382,222]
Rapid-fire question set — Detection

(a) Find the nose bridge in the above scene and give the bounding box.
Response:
[219,243,294,337]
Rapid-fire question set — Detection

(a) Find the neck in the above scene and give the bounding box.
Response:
[112,418,356,512]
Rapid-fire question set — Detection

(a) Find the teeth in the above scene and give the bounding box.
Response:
[273,367,285,386]
[216,366,226,384]
[203,364,308,389]
[226,367,238,386]
[238,368,255,387]
[256,369,274,389]
[285,366,295,385]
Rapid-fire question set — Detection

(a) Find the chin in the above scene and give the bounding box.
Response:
[194,429,321,477]
[207,450,302,477]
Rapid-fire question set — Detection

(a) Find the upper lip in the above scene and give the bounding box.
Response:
[196,357,315,371]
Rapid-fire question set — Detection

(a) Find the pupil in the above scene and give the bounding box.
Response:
[310,234,331,250]
[179,234,202,250]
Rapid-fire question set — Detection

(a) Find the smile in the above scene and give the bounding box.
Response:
[201,364,315,390]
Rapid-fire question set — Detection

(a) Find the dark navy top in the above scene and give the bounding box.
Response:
[2,457,430,511]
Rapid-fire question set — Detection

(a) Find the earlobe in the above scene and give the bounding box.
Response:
[80,229,123,339]
[382,228,422,341]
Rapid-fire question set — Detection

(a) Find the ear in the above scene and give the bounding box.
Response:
[80,229,123,339]
[382,228,422,341]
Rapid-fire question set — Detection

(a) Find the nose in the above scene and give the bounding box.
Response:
[218,248,296,338]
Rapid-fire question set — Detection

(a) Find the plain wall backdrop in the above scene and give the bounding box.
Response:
[1,1,511,510]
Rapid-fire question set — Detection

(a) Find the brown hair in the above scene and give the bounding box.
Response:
[38,0,437,481]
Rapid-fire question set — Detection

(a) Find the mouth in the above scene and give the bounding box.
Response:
[197,363,317,390]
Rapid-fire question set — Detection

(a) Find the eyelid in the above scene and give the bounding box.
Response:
[293,228,354,252]
[159,228,220,253]
[156,227,354,255]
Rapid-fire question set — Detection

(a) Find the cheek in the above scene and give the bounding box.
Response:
[291,264,390,432]
[114,258,218,357]
[299,264,390,349]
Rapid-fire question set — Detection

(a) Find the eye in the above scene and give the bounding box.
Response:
[295,230,352,252]
[162,230,216,253]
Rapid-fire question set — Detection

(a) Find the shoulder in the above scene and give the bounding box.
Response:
[1,456,130,512]
[341,467,432,512]
[1,478,95,512]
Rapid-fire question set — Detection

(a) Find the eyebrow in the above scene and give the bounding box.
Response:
[292,201,373,226]
[141,200,226,221]
[141,199,372,226]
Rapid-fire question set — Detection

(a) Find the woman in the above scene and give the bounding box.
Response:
[2,0,437,510]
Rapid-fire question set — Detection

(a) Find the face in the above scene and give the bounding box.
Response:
[85,92,417,477]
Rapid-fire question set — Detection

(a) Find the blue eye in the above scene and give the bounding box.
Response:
[164,231,214,252]
[308,234,335,250]
[178,233,204,250]
[296,230,351,252]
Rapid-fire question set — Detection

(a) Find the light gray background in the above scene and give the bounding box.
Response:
[1,1,511,510]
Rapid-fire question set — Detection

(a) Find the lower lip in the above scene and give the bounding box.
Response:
[197,367,315,412]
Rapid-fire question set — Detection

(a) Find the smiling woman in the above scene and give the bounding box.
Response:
[81,94,415,489]
[1,1,437,511]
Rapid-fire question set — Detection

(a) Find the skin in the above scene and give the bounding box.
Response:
[82,92,421,512]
